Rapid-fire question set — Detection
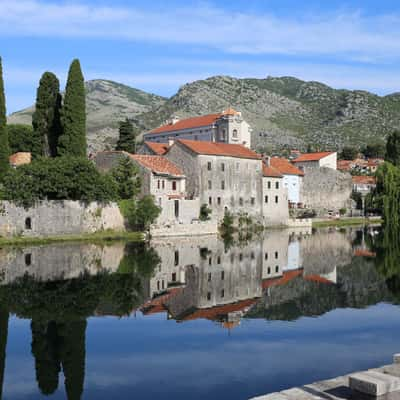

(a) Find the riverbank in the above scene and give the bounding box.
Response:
[0,230,143,247]
[250,353,400,399]
[312,217,382,228]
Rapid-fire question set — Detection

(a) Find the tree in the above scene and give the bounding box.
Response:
[58,59,87,157]
[7,124,37,156]
[116,119,136,153]
[32,72,62,157]
[1,157,118,206]
[362,143,385,159]
[110,157,141,199]
[0,57,10,179]
[386,131,400,167]
[134,195,161,230]
[339,146,358,160]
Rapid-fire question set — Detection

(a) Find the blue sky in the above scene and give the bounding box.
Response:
[1,0,400,113]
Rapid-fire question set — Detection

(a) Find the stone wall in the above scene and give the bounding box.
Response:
[0,201,125,238]
[300,167,352,215]
[150,220,217,237]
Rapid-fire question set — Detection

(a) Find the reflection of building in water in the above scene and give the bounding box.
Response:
[0,244,125,285]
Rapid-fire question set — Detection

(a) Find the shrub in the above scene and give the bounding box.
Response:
[1,157,118,206]
[119,196,161,231]
[339,208,347,216]
[199,204,211,221]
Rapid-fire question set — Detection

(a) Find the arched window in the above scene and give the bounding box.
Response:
[232,129,238,138]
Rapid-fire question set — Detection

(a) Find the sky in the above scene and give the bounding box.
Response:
[1,0,400,113]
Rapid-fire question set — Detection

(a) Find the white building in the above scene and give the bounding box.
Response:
[270,157,304,206]
[292,151,337,170]
[144,108,252,149]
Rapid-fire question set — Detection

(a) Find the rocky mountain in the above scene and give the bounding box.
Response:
[8,76,400,153]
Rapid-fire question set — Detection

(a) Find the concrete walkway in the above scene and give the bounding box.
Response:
[250,355,400,399]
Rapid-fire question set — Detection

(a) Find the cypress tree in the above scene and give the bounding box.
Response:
[386,131,400,167]
[116,119,137,153]
[0,57,10,179]
[58,59,87,157]
[32,72,62,157]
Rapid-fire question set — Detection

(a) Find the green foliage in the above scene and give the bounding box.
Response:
[7,124,37,155]
[110,157,141,199]
[1,157,118,206]
[220,209,235,237]
[58,59,87,157]
[119,196,161,231]
[0,57,10,180]
[386,131,400,167]
[362,143,385,159]
[375,162,400,230]
[32,72,62,157]
[339,208,347,216]
[199,203,212,221]
[116,118,137,153]
[339,146,358,160]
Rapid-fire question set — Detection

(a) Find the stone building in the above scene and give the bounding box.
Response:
[270,157,304,206]
[94,151,201,227]
[262,162,289,225]
[144,108,252,148]
[292,151,337,171]
[166,139,265,221]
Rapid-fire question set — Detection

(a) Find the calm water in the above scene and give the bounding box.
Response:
[0,226,399,400]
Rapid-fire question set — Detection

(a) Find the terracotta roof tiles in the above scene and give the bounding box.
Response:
[262,163,283,178]
[292,152,335,163]
[9,152,31,166]
[144,141,170,155]
[352,176,376,184]
[270,157,304,176]
[177,139,261,160]
[130,154,184,177]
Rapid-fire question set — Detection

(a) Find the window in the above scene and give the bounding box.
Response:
[208,197,212,205]
[174,250,179,266]
[207,162,212,171]
[275,251,278,259]
[162,180,165,189]
[239,198,243,206]
[172,272,177,282]
[265,252,268,260]
[275,181,280,189]
[232,129,238,138]
[172,181,177,191]
[209,257,212,266]
[208,180,212,190]
[251,197,255,205]
[157,180,160,189]
[208,272,212,282]
[221,271,225,280]
[207,292,211,301]
[25,217,32,230]
[157,281,160,290]
[251,252,255,260]
[265,195,268,204]
[267,267,271,274]
[221,180,225,190]
[217,197,221,205]
[275,266,279,273]
[236,162,240,171]
[217,256,221,264]
[267,181,271,189]
[174,200,179,218]
[25,253,32,266]
[239,253,243,261]
[275,196,279,204]
[162,280,165,289]
[221,163,225,171]
[221,289,225,298]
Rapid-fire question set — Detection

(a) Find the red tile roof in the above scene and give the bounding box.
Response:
[130,155,184,176]
[144,141,170,155]
[9,152,31,166]
[262,163,283,178]
[148,113,221,134]
[352,176,376,184]
[353,249,377,258]
[180,298,257,322]
[270,157,304,176]
[292,152,335,163]
[177,139,261,160]
[337,160,354,171]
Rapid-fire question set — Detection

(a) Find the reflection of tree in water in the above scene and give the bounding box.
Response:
[0,242,159,399]
[0,305,9,400]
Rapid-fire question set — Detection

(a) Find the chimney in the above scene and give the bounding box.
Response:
[168,139,175,147]
[171,116,180,125]
[263,155,271,167]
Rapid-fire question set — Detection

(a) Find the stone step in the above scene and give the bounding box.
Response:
[349,370,400,396]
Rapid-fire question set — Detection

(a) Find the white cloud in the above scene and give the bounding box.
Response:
[1,1,400,61]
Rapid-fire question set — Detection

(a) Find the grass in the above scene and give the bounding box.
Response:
[0,230,143,247]
[312,217,382,228]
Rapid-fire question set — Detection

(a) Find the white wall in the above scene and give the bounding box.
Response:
[282,174,302,204]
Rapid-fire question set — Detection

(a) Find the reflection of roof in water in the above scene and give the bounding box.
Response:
[353,249,377,258]
[141,287,183,315]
